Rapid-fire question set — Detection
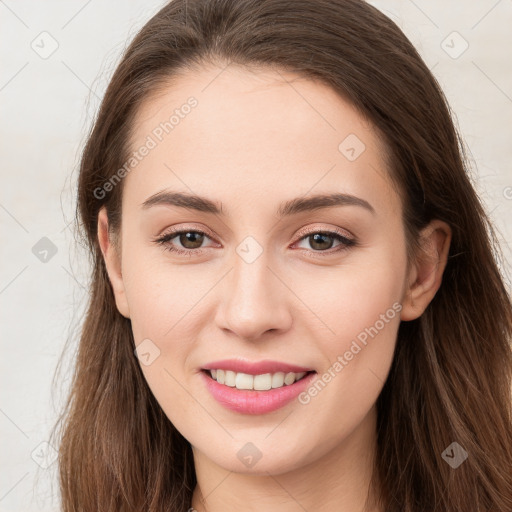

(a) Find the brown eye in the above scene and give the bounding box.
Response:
[293,229,356,256]
[154,229,214,255]
[177,231,205,249]
[308,233,335,251]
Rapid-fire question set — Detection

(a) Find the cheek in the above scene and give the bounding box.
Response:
[121,251,204,431]
[300,267,401,407]
[300,235,406,350]
[294,236,406,416]
[120,239,203,342]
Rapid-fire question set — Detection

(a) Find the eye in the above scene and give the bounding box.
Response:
[153,228,216,256]
[292,228,356,255]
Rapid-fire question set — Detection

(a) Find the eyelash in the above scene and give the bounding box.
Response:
[152,226,356,258]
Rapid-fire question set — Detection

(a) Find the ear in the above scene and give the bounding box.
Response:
[400,219,452,321]
[97,206,130,318]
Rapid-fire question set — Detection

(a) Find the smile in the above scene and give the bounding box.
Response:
[200,369,318,415]
[206,369,312,390]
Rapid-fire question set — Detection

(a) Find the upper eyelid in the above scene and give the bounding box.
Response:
[294,223,354,241]
[157,225,217,243]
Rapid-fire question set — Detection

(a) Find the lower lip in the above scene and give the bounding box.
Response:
[200,370,317,415]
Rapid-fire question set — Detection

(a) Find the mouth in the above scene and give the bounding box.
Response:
[201,368,317,391]
[200,368,318,415]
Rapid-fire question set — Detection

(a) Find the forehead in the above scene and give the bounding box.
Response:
[123,63,400,219]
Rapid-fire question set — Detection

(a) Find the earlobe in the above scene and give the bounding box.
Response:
[97,207,131,318]
[400,220,452,321]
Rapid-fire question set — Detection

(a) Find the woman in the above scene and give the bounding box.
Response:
[51,0,512,510]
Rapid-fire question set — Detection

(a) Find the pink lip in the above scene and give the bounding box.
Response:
[200,370,317,415]
[201,358,314,375]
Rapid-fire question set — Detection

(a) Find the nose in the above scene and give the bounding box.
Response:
[214,251,293,341]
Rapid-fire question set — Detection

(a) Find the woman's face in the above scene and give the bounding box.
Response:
[100,63,416,475]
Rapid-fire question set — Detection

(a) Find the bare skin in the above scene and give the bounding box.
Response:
[97,63,451,512]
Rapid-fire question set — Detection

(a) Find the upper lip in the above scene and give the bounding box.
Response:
[201,358,315,375]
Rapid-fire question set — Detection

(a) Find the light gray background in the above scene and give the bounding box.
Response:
[1,1,511,510]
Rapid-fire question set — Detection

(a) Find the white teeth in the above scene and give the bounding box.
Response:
[271,372,285,388]
[225,370,236,387]
[208,369,308,390]
[235,372,253,389]
[254,373,272,390]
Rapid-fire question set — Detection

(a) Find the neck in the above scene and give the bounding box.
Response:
[190,405,382,512]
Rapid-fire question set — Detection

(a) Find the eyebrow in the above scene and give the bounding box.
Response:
[141,190,375,217]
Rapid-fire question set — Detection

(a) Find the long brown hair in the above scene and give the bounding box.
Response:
[50,0,512,510]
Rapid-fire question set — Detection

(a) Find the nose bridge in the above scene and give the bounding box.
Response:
[217,238,291,338]
[232,247,272,304]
